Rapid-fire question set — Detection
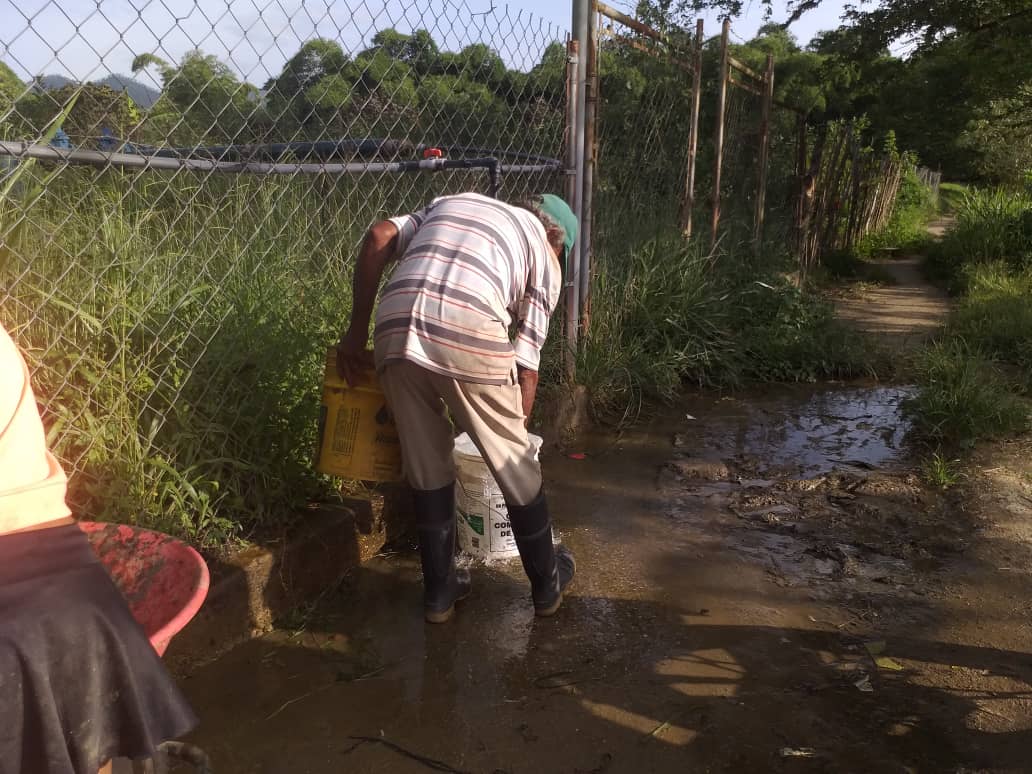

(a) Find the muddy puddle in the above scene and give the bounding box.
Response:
[655,384,962,615]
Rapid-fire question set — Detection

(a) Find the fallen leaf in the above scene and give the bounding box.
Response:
[875,656,905,672]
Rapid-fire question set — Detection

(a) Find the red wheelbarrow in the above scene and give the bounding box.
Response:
[81,522,212,773]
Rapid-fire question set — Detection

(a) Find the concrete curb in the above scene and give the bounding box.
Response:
[164,487,412,675]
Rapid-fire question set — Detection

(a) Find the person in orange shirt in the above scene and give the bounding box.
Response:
[0,322,196,774]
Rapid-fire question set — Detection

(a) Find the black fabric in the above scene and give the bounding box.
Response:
[0,524,197,774]
[508,491,561,606]
[506,489,550,539]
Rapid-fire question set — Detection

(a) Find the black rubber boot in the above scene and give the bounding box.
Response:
[413,484,471,624]
[507,490,576,617]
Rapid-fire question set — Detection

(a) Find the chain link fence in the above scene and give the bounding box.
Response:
[593,18,692,257]
[1,0,566,541]
[1,1,909,543]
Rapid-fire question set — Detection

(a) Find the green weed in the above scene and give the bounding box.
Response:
[857,168,938,257]
[922,452,962,490]
[937,182,968,214]
[949,264,1032,388]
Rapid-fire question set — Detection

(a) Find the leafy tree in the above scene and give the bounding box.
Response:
[419,74,505,144]
[11,83,140,147]
[960,95,1032,185]
[264,39,349,133]
[0,61,33,137]
[438,44,507,91]
[132,50,258,143]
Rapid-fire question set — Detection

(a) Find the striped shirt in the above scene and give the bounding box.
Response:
[374,193,561,385]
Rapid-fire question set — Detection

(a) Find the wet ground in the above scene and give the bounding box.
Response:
[834,256,951,347]
[179,383,1032,773]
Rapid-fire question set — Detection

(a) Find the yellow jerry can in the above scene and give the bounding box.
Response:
[314,347,403,482]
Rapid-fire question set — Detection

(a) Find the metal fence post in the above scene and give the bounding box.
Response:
[681,18,703,238]
[580,0,598,335]
[710,18,730,248]
[564,37,581,381]
[752,52,774,254]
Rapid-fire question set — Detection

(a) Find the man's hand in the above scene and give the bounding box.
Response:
[336,327,374,387]
[517,366,539,428]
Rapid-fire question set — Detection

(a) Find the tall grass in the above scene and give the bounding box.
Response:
[2,165,477,544]
[950,263,1032,386]
[906,190,1032,446]
[925,188,1032,291]
[3,161,882,541]
[572,233,881,420]
[937,182,968,214]
[907,338,1028,446]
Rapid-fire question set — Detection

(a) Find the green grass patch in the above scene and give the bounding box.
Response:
[950,264,1032,387]
[937,182,968,214]
[575,234,882,421]
[907,338,1028,446]
[922,451,962,490]
[908,190,1032,448]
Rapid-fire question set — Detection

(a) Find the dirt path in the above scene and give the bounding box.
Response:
[179,384,1032,773]
[835,219,953,347]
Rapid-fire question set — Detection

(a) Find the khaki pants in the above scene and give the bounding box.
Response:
[379,360,542,506]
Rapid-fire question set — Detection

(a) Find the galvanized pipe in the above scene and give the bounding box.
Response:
[0,142,558,177]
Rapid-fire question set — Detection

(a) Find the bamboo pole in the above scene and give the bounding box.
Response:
[710,18,730,248]
[793,113,808,261]
[728,55,764,82]
[753,53,774,254]
[596,1,668,44]
[681,18,703,238]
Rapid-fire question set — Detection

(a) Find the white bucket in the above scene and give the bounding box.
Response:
[454,432,543,562]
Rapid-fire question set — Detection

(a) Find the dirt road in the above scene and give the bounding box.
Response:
[179,384,1032,773]
[834,256,951,348]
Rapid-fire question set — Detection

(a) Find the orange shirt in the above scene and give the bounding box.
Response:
[0,323,71,534]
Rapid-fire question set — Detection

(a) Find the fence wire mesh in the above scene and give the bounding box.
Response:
[593,31,692,256]
[1,2,910,543]
[718,70,765,236]
[1,0,566,540]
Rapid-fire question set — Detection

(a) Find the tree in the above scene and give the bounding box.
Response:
[439,44,507,91]
[419,74,505,143]
[132,50,258,143]
[0,61,33,137]
[264,39,348,133]
[639,0,1032,180]
[959,94,1032,185]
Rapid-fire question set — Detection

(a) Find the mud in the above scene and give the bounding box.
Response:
[179,384,1032,773]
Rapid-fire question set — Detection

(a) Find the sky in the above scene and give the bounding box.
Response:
[1,0,853,87]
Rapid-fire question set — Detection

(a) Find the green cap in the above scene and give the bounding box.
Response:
[538,194,578,273]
